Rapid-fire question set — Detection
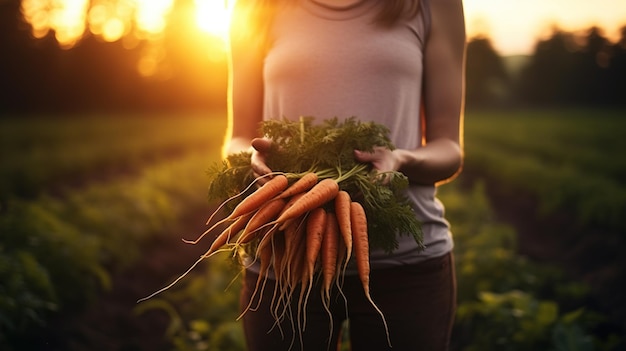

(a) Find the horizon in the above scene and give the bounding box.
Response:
[15,0,626,59]
[465,0,626,56]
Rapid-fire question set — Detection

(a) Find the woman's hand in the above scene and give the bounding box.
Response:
[251,137,274,184]
[356,139,463,186]
[353,147,401,173]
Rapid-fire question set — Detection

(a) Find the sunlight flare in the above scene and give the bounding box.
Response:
[20,0,235,53]
[194,0,234,43]
[21,0,89,48]
[134,0,174,38]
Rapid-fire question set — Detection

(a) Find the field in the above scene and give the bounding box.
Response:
[464,109,626,233]
[452,108,626,350]
[0,109,624,350]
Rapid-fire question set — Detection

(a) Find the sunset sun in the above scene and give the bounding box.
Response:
[194,0,234,42]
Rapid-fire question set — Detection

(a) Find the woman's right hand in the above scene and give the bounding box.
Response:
[250,137,274,184]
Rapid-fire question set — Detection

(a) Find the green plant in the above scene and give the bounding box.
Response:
[437,180,603,350]
[136,252,246,351]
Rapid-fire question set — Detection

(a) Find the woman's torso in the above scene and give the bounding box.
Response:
[262,0,452,269]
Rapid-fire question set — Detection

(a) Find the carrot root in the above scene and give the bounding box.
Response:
[351,201,392,348]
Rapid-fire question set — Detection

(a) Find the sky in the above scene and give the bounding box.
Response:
[464,0,626,55]
[19,0,626,58]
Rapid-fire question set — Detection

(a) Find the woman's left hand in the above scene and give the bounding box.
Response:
[354,147,401,173]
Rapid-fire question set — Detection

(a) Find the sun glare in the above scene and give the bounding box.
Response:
[21,0,90,48]
[194,0,234,42]
[20,0,234,49]
[20,0,192,77]
[134,0,174,38]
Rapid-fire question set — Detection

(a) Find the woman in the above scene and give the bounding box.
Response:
[223,0,466,349]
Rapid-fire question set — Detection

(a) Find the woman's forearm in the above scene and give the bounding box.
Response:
[394,138,463,186]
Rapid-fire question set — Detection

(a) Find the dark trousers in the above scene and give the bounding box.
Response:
[239,252,456,351]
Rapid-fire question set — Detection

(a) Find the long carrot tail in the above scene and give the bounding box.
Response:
[182,217,231,245]
[136,252,208,303]
[334,240,349,316]
[237,267,269,320]
[365,289,392,348]
[320,287,334,351]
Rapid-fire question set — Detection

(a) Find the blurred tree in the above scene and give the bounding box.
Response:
[518,28,580,106]
[607,26,626,104]
[465,36,510,108]
[0,0,227,116]
[517,25,625,107]
[0,0,57,114]
[576,26,613,105]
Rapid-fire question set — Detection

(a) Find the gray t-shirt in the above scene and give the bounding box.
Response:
[262,0,452,269]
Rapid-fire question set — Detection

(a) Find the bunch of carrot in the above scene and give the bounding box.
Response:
[187,169,391,348]
[231,174,355,296]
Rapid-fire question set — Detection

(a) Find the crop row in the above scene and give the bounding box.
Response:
[0,148,219,349]
[0,113,225,199]
[464,109,626,233]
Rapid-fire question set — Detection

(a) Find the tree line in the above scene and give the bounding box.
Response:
[0,0,229,116]
[467,25,626,109]
[1,0,625,115]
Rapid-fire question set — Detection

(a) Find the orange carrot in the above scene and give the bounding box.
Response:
[276,172,319,200]
[285,192,306,208]
[183,174,288,245]
[334,190,353,265]
[281,213,304,277]
[238,233,274,320]
[250,194,296,258]
[322,212,339,301]
[300,207,326,331]
[230,174,289,221]
[198,211,254,256]
[319,211,340,348]
[350,202,369,291]
[237,198,286,245]
[277,193,306,231]
[203,172,277,226]
[335,237,346,270]
[287,222,307,288]
[276,178,339,224]
[351,201,391,347]
[305,207,326,277]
